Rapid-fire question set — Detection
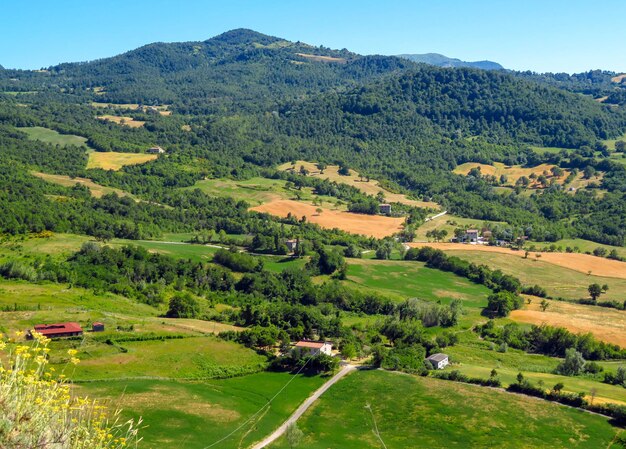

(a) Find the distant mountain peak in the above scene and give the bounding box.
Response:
[207,28,282,46]
[397,53,503,70]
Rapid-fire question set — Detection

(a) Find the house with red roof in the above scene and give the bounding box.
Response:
[30,322,83,339]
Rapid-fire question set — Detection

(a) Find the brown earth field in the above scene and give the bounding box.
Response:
[611,74,626,83]
[250,199,405,238]
[278,160,440,209]
[511,299,626,347]
[406,242,626,279]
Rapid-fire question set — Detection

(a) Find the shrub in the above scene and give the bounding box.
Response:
[486,291,523,317]
[166,292,200,318]
[0,331,140,448]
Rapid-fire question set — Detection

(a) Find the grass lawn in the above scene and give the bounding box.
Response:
[18,126,94,150]
[78,372,326,449]
[269,370,618,449]
[438,250,626,301]
[345,258,490,309]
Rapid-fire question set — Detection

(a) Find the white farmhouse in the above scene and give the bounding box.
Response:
[427,353,449,370]
[294,340,333,356]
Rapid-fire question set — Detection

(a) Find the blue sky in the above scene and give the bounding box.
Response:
[1,0,624,73]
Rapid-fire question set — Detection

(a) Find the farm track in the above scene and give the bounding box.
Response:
[250,364,356,449]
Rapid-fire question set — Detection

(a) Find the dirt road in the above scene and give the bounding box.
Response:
[249,364,356,449]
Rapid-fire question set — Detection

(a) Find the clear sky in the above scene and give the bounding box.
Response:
[1,0,624,73]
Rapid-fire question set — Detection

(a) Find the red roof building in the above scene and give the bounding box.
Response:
[32,322,83,338]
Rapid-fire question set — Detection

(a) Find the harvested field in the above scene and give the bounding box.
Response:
[407,242,626,279]
[295,53,347,63]
[251,199,404,238]
[97,115,145,128]
[87,151,157,170]
[32,172,133,198]
[611,74,626,83]
[511,300,626,347]
[279,160,440,209]
[454,162,570,187]
[91,102,171,115]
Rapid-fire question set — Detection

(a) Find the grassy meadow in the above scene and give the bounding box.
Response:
[185,176,341,207]
[78,373,326,449]
[414,213,505,241]
[18,126,94,149]
[32,171,135,199]
[269,370,619,449]
[278,160,440,209]
[345,258,490,309]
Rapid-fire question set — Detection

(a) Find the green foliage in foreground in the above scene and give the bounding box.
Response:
[270,370,618,449]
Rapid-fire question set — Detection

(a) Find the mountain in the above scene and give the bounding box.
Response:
[25,28,418,112]
[398,53,503,70]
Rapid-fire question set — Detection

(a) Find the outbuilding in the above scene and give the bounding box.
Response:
[92,322,105,332]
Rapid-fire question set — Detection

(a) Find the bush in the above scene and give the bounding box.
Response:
[486,291,523,317]
[166,292,200,318]
[0,331,140,448]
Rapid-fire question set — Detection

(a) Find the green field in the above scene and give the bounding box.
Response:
[186,177,341,207]
[415,213,505,242]
[18,126,93,149]
[78,372,326,449]
[438,249,626,301]
[70,336,266,381]
[603,131,626,151]
[531,238,626,259]
[446,343,626,405]
[270,370,618,449]
[529,145,568,154]
[346,258,491,309]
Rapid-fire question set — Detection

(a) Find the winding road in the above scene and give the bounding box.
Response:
[250,364,356,449]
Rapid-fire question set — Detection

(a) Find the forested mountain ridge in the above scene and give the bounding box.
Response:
[1,29,419,113]
[398,53,503,70]
[277,66,625,149]
[0,29,625,246]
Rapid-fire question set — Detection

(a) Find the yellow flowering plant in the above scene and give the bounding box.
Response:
[0,331,141,448]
